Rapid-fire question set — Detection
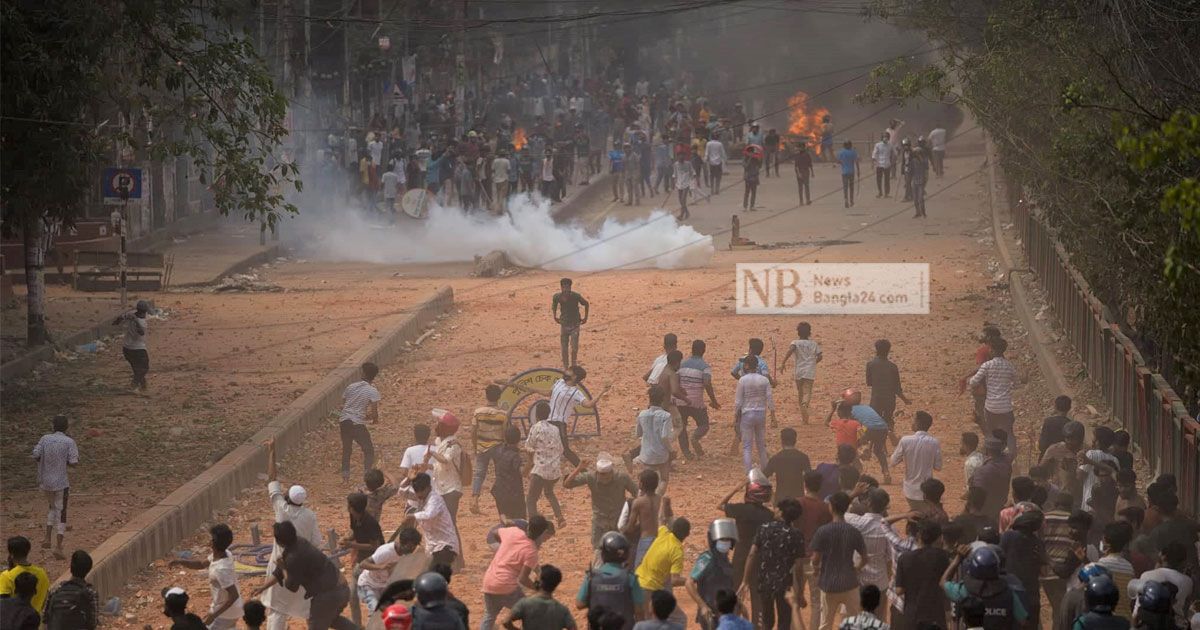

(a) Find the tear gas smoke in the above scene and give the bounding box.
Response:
[289,194,715,271]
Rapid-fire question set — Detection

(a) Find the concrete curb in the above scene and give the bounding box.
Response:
[58,286,454,599]
[983,133,1073,400]
[170,243,284,288]
[551,173,613,223]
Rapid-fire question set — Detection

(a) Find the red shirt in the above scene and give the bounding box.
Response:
[797,495,833,556]
[830,418,862,446]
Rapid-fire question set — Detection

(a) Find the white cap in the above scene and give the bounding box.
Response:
[288,485,308,504]
[595,452,614,473]
[163,586,187,599]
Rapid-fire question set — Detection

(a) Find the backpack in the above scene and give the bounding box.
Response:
[45,580,93,630]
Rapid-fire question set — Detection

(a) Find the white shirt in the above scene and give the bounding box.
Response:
[398,482,459,554]
[646,354,668,385]
[381,171,400,199]
[928,128,946,151]
[368,140,383,165]
[1079,449,1120,506]
[340,380,381,425]
[845,512,893,589]
[525,420,564,479]
[492,157,511,183]
[32,431,78,492]
[704,140,727,166]
[548,379,586,425]
[1129,567,1193,627]
[888,431,943,501]
[969,356,1017,414]
[208,554,243,620]
[122,314,148,350]
[789,339,821,380]
[673,162,695,190]
[265,481,322,618]
[634,406,674,466]
[734,372,774,413]
[358,543,403,592]
[400,444,432,471]
[872,141,893,168]
[432,436,463,496]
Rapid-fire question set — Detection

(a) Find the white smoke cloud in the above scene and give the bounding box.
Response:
[289,193,715,271]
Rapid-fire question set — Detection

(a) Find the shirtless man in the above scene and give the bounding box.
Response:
[627,470,673,570]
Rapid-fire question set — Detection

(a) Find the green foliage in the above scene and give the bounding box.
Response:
[1,0,298,233]
[859,0,1200,397]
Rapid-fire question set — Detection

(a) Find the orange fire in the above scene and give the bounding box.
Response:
[787,91,830,155]
[511,127,527,150]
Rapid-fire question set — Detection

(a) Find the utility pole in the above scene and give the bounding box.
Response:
[456,0,467,138]
[343,0,352,121]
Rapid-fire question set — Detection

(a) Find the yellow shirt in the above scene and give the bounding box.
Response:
[635,525,683,591]
[473,406,509,453]
[0,564,50,613]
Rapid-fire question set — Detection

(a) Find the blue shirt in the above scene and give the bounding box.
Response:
[851,404,889,431]
[609,150,625,173]
[730,355,770,379]
[576,562,646,606]
[836,148,858,176]
[717,614,754,630]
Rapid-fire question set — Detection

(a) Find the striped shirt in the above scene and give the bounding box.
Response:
[969,356,1017,414]
[339,380,381,424]
[845,512,894,589]
[549,379,585,425]
[735,372,774,413]
[32,432,79,491]
[810,521,866,593]
[677,356,712,408]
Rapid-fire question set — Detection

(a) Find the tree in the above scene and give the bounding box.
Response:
[857,0,1200,400]
[1,0,298,346]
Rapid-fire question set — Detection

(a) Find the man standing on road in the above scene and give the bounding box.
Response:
[836,141,859,208]
[889,411,942,511]
[340,362,381,482]
[492,150,512,214]
[928,124,946,178]
[644,334,678,387]
[32,414,78,558]
[764,129,781,177]
[705,133,727,195]
[793,144,814,206]
[910,146,930,218]
[871,133,892,198]
[739,498,807,630]
[674,153,696,220]
[563,453,638,549]
[968,436,1013,523]
[552,278,590,370]
[968,337,1018,454]
[114,299,151,393]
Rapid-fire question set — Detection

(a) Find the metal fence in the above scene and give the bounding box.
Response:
[1012,200,1200,516]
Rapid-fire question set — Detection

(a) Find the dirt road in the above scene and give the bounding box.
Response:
[109,135,1061,627]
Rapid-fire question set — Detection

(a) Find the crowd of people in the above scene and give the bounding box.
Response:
[305,60,951,224]
[8,288,1198,630]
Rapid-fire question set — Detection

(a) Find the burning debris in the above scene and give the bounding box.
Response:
[786,91,831,156]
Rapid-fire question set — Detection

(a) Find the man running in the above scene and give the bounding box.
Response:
[793,143,814,206]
